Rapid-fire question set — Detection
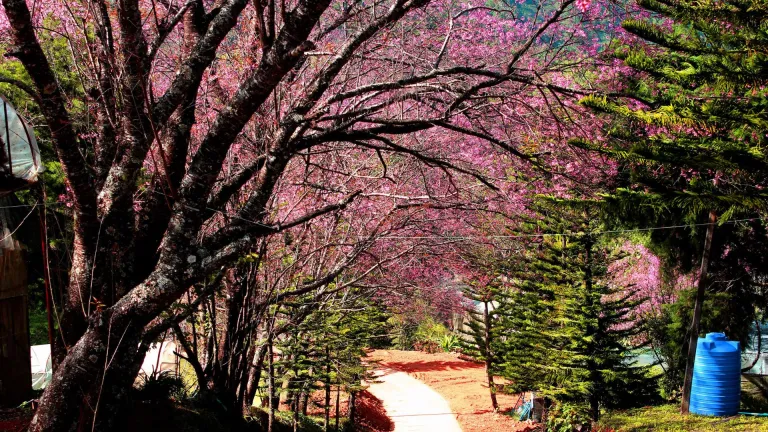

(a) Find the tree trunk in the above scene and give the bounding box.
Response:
[91,338,149,431]
[293,393,300,432]
[483,300,499,411]
[348,391,356,427]
[28,322,144,432]
[335,386,340,431]
[243,341,269,413]
[743,319,762,373]
[590,393,599,423]
[324,355,331,431]
[681,210,717,414]
[585,237,599,423]
[302,390,309,415]
[279,368,292,406]
[173,323,207,388]
[268,334,276,432]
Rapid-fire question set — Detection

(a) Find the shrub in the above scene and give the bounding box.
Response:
[389,314,453,352]
[388,316,418,350]
[412,339,441,353]
[413,316,450,343]
[439,334,460,352]
[545,402,591,432]
[133,369,187,403]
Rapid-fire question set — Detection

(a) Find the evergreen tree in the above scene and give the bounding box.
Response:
[497,215,560,398]
[459,280,504,411]
[271,288,388,430]
[499,205,655,422]
[576,0,768,411]
[545,231,652,422]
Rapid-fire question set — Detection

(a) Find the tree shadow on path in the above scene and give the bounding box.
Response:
[379,359,481,373]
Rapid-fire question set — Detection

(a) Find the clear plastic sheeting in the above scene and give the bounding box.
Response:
[30,344,52,390]
[27,342,182,390]
[139,341,180,378]
[0,95,43,195]
[0,196,26,297]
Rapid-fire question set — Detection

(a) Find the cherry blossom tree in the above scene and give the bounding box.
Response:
[0,0,629,429]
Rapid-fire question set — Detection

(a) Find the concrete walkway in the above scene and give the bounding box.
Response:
[366,368,463,432]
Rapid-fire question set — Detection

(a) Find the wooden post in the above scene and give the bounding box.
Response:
[681,210,717,414]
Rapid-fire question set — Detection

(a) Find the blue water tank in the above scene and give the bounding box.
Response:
[690,332,741,416]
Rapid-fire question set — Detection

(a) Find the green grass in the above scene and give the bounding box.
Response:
[599,404,768,431]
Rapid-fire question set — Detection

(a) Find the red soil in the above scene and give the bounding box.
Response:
[0,409,31,432]
[306,388,392,432]
[306,389,349,418]
[369,350,536,432]
[355,390,394,432]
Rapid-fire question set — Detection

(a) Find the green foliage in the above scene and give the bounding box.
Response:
[545,402,591,432]
[438,334,460,353]
[576,0,768,276]
[388,315,418,350]
[28,307,49,345]
[388,313,453,352]
[274,290,389,414]
[458,279,504,368]
[496,204,658,419]
[413,316,451,352]
[414,315,451,343]
[580,0,768,405]
[133,370,188,404]
[496,211,561,395]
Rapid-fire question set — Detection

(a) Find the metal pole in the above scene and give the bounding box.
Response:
[38,185,56,369]
[681,210,717,414]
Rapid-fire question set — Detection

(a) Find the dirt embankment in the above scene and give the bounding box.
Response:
[306,388,393,432]
[355,390,394,432]
[369,350,535,432]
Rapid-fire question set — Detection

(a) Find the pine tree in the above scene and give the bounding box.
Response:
[545,231,652,422]
[321,295,387,430]
[459,280,504,411]
[577,0,768,222]
[576,0,768,412]
[272,289,388,430]
[499,204,655,422]
[274,305,321,432]
[496,214,561,398]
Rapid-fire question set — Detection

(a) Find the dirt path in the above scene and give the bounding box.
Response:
[369,350,531,432]
[366,367,463,432]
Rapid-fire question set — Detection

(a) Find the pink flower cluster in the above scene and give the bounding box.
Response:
[575,0,592,12]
